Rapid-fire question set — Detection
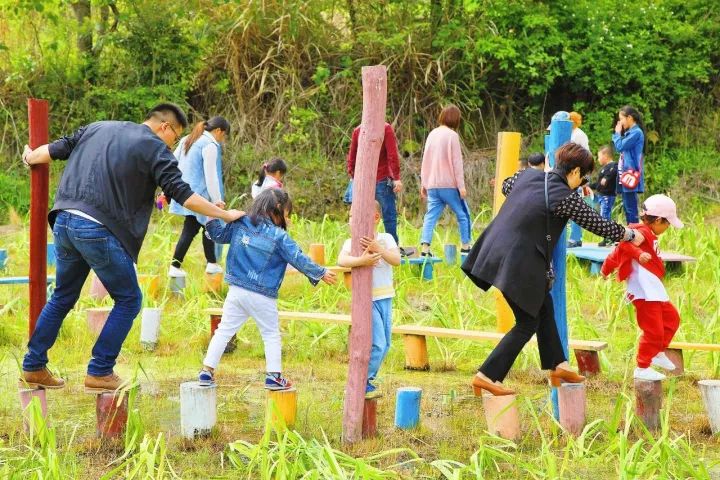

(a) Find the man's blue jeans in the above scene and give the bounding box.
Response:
[622,191,639,224]
[420,188,472,245]
[23,211,142,376]
[597,194,616,222]
[344,178,399,244]
[368,298,393,382]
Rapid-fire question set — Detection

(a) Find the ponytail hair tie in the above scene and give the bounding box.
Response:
[263,163,268,170]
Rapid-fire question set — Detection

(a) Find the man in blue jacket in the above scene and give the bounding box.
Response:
[20,103,244,393]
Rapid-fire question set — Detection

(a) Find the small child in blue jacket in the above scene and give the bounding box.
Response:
[198,189,337,389]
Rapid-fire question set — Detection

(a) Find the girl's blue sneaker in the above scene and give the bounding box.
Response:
[265,373,292,391]
[198,369,214,386]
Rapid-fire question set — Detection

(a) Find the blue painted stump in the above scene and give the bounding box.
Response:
[394,387,422,429]
[444,244,457,265]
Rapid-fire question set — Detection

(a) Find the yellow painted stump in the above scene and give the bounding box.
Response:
[493,288,515,333]
[403,334,430,370]
[204,272,223,293]
[267,388,297,430]
[137,274,160,297]
[308,243,326,266]
[343,271,352,290]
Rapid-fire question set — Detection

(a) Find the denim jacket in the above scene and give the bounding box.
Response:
[205,216,326,298]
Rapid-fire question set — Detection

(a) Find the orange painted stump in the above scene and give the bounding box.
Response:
[138,274,160,298]
[87,307,111,336]
[482,393,520,441]
[403,334,430,371]
[343,271,352,290]
[308,243,326,266]
[557,383,586,436]
[362,398,378,438]
[635,379,662,431]
[204,272,223,293]
[96,392,128,438]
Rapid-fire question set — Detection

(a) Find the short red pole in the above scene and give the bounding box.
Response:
[28,99,49,339]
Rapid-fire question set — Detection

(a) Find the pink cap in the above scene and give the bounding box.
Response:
[642,194,684,228]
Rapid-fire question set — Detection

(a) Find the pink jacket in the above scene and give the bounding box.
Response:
[421,126,465,190]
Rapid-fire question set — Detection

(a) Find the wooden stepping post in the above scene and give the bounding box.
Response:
[180,381,216,439]
[635,379,662,431]
[308,243,326,266]
[0,249,7,269]
[168,275,185,295]
[87,307,111,336]
[558,383,586,436]
[482,393,520,441]
[574,349,601,376]
[664,348,684,376]
[138,274,160,298]
[343,271,352,290]
[394,387,422,429]
[204,272,223,293]
[699,380,720,435]
[140,307,162,351]
[362,397,378,438]
[493,288,515,333]
[444,244,457,265]
[402,334,430,370]
[209,313,236,354]
[19,387,48,430]
[89,274,108,300]
[96,392,128,439]
[267,388,297,430]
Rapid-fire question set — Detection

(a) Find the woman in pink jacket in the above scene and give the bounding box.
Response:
[419,105,471,256]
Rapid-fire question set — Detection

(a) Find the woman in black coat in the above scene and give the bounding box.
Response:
[461,143,644,396]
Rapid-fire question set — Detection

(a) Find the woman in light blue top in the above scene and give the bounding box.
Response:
[169,116,230,276]
[613,106,646,224]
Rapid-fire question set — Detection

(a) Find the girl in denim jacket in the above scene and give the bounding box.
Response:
[198,189,337,389]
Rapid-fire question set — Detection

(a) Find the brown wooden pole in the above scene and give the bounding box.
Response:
[28,99,49,339]
[342,65,387,444]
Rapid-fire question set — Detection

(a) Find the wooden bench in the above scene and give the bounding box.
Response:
[664,342,720,375]
[400,257,443,281]
[203,308,607,376]
[566,243,696,275]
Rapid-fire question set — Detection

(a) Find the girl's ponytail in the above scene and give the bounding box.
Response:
[256,163,268,187]
[256,157,287,187]
[183,121,207,155]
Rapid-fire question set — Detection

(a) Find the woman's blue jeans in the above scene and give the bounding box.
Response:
[420,188,472,245]
[23,211,142,376]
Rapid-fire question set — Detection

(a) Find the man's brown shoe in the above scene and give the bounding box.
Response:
[19,368,65,389]
[85,372,123,393]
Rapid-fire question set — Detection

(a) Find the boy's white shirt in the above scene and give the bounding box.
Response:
[340,232,397,301]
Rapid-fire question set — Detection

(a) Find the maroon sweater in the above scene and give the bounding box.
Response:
[346,123,400,182]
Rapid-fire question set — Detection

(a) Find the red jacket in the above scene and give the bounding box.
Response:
[601,224,665,281]
[347,123,401,182]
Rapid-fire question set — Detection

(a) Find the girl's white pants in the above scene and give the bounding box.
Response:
[203,285,281,372]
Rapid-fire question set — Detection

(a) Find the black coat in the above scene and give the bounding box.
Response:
[461,168,572,316]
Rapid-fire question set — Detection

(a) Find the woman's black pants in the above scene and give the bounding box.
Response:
[479,292,567,382]
[171,216,216,268]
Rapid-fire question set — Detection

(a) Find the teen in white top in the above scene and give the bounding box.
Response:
[571,127,590,152]
[251,176,282,199]
[340,232,397,300]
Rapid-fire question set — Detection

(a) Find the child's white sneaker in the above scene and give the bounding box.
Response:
[205,263,223,274]
[651,352,676,371]
[634,367,666,381]
[168,265,187,277]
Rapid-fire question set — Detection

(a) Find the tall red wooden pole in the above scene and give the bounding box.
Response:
[342,65,387,444]
[28,99,49,338]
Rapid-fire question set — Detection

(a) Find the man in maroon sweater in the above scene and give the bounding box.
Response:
[346,122,405,253]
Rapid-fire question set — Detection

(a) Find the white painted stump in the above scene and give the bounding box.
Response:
[699,380,720,435]
[482,393,520,440]
[169,275,185,295]
[140,308,162,351]
[180,381,216,440]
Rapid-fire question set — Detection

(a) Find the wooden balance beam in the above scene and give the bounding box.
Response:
[663,342,720,376]
[203,308,607,375]
[566,243,696,275]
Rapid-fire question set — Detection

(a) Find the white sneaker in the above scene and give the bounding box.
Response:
[634,367,666,381]
[651,352,676,371]
[168,265,187,277]
[205,263,223,274]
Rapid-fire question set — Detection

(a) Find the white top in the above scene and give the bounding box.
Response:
[251,175,282,199]
[65,209,102,225]
[201,132,222,203]
[340,232,397,301]
[627,261,669,302]
[571,128,590,152]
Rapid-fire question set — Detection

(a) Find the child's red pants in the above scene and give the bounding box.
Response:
[633,299,680,368]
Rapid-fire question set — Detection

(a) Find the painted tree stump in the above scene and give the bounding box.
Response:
[0,249,7,269]
[19,387,48,431]
[168,275,185,295]
[402,334,430,370]
[698,380,720,435]
[89,274,109,300]
[308,243,326,266]
[96,392,129,439]
[87,307,111,336]
[138,274,160,297]
[635,379,663,431]
[362,397,378,438]
[444,244,457,265]
[204,272,223,293]
[343,271,352,290]
[664,348,684,376]
[140,307,162,351]
[267,388,298,430]
[394,387,422,430]
[574,350,601,377]
[180,381,216,440]
[209,314,237,354]
[558,383,586,436]
[482,393,520,441]
[493,288,514,334]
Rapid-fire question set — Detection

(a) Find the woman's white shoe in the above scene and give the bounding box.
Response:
[634,367,666,381]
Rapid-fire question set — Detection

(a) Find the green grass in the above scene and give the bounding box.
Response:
[0,205,719,479]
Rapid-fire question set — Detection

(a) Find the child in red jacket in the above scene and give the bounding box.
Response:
[601,194,684,381]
